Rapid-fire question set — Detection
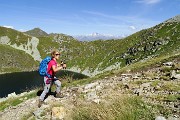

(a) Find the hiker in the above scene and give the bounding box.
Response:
[38,50,64,107]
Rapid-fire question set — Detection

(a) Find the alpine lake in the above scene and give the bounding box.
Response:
[0,70,88,98]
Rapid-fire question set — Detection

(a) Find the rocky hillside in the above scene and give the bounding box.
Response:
[0,55,179,120]
[165,14,180,23]
[0,15,180,76]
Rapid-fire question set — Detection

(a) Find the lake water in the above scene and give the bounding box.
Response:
[0,71,43,98]
[0,70,88,98]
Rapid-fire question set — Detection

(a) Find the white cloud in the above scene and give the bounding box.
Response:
[3,25,14,29]
[136,0,162,4]
[81,10,160,35]
[129,26,136,30]
[83,10,159,25]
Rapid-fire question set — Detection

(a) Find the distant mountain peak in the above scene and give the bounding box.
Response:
[91,32,101,36]
[164,15,180,23]
[24,27,48,37]
[32,27,43,31]
[73,32,124,41]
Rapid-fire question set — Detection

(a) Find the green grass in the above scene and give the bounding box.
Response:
[34,21,180,74]
[0,26,31,46]
[0,91,37,111]
[130,80,151,85]
[0,44,38,73]
[164,94,180,102]
[0,99,22,111]
[160,82,180,92]
[1,21,180,75]
[151,81,161,87]
[151,94,180,103]
[71,96,158,120]
[24,28,48,37]
[1,44,179,113]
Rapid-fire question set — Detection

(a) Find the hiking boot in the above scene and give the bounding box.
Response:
[55,93,64,98]
[38,100,44,108]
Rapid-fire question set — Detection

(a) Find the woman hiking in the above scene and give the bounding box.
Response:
[38,50,64,108]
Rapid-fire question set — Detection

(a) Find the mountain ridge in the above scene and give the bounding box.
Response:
[73,32,124,41]
[0,15,180,119]
[24,27,49,37]
[164,14,180,23]
[0,15,180,76]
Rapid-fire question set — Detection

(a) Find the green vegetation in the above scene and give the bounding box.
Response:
[0,16,180,120]
[1,19,180,74]
[0,91,36,111]
[0,26,32,46]
[71,96,157,120]
[36,21,180,74]
[0,44,38,73]
[151,81,161,87]
[24,27,48,37]
[164,94,180,102]
[161,81,180,92]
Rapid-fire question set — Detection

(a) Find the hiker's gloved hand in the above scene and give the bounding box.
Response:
[63,63,66,69]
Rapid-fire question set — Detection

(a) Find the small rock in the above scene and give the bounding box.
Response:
[171,70,180,79]
[163,62,173,66]
[31,100,36,104]
[95,85,102,91]
[84,82,98,90]
[71,87,79,92]
[167,116,179,120]
[33,109,43,119]
[52,107,66,120]
[86,91,99,101]
[141,82,151,88]
[92,99,101,104]
[7,92,17,98]
[132,76,139,79]
[77,87,83,93]
[155,116,166,120]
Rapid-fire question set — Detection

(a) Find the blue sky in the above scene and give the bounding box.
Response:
[0,0,179,36]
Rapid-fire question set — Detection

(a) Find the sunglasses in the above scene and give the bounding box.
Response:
[55,53,60,56]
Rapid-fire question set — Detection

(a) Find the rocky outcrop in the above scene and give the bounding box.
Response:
[0,36,41,61]
[171,70,180,80]
[164,15,180,23]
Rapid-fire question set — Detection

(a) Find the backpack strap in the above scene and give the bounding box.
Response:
[45,73,52,78]
[46,59,53,78]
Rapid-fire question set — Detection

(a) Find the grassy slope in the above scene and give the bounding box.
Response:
[0,27,31,46]
[49,22,180,73]
[1,45,179,119]
[0,44,38,73]
[0,19,180,119]
[0,21,180,74]
[0,27,39,72]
